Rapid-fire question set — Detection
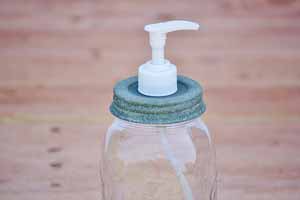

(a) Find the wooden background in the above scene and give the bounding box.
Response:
[0,0,300,199]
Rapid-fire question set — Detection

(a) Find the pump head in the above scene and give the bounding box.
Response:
[138,20,200,97]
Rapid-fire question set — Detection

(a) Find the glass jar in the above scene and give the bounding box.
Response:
[100,117,217,200]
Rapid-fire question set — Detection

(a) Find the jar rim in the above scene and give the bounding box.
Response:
[115,117,199,130]
[110,75,206,124]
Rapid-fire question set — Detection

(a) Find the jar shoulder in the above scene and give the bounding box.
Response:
[103,118,214,164]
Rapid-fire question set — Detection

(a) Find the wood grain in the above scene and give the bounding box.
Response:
[0,0,300,199]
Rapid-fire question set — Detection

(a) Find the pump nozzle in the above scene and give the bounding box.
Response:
[145,20,199,65]
[138,20,199,97]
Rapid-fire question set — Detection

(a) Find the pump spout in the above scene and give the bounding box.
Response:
[144,20,200,33]
[145,20,199,65]
[138,20,199,97]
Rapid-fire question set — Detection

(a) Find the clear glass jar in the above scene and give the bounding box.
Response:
[100,117,217,200]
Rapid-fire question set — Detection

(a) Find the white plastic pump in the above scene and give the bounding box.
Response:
[138,20,199,96]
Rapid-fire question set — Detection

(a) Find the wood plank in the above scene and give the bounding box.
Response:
[0,85,299,116]
[0,51,299,87]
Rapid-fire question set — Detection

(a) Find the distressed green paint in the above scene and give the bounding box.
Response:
[110,75,206,124]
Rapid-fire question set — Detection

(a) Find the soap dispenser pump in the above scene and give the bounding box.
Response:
[101,20,217,200]
[139,20,199,96]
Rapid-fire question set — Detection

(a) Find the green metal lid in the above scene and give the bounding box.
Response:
[110,75,206,124]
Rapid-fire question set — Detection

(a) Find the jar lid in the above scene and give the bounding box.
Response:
[110,75,206,124]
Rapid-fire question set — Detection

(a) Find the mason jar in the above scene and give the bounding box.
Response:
[100,76,217,200]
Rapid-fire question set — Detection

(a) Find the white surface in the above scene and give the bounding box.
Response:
[138,20,200,97]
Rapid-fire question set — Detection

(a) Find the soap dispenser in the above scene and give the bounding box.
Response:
[100,20,217,200]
